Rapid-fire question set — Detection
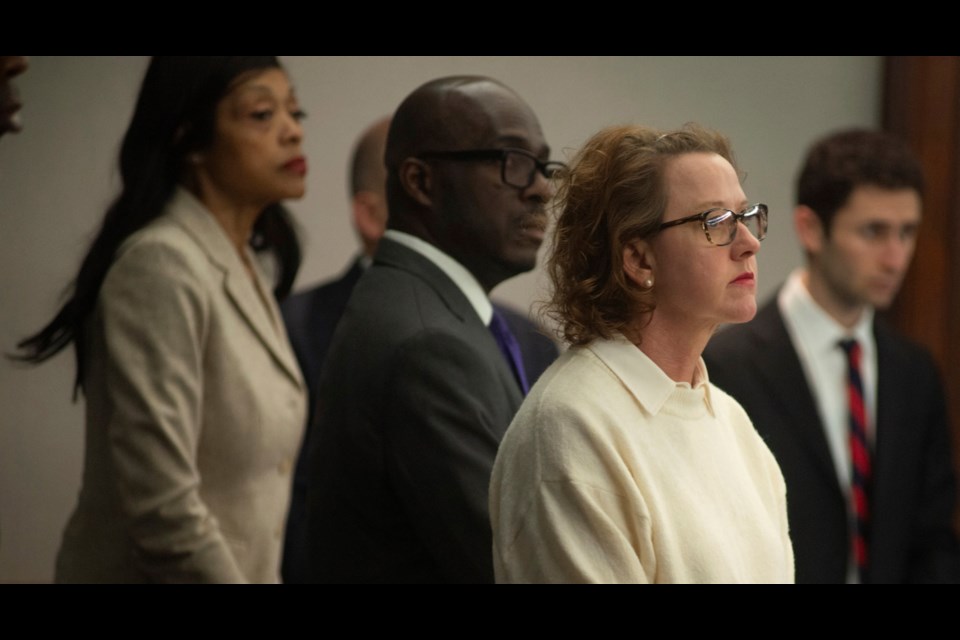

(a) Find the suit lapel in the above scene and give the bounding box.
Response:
[751,301,839,486]
[166,188,304,389]
[871,319,908,517]
[374,237,523,404]
[374,238,475,323]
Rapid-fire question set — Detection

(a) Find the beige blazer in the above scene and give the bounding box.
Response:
[55,188,306,583]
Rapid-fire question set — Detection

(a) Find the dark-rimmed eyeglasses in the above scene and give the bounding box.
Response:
[416,147,568,190]
[658,203,768,247]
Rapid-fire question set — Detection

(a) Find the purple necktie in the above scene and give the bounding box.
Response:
[488,309,530,395]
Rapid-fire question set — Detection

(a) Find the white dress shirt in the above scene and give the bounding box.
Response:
[778,268,877,486]
[383,229,492,325]
[778,268,876,583]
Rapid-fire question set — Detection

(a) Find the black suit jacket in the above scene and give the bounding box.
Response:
[279,256,558,583]
[302,238,551,583]
[279,260,363,583]
[704,297,960,583]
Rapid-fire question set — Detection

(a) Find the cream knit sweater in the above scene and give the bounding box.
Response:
[490,333,794,583]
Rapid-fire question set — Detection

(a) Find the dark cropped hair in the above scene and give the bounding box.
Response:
[796,128,924,233]
[15,56,301,391]
[547,122,736,346]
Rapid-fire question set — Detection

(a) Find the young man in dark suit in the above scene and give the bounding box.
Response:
[303,77,563,583]
[705,129,960,583]
[280,115,558,583]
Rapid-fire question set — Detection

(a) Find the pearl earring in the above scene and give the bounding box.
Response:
[643,277,654,289]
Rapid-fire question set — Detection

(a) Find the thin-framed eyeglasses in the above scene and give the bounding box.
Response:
[658,203,768,247]
[416,147,568,189]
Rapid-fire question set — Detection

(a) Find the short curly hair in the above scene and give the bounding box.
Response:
[796,128,924,234]
[546,123,737,346]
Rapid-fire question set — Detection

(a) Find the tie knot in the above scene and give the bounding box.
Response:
[489,309,509,333]
[838,338,860,358]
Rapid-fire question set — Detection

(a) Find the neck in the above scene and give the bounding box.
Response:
[802,268,865,329]
[624,313,711,385]
[387,223,506,294]
[187,182,264,255]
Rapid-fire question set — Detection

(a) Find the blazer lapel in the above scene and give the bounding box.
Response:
[166,188,304,389]
[751,301,839,486]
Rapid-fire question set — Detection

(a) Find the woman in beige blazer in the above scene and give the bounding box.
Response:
[17,57,309,583]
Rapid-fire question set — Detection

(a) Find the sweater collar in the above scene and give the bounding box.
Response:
[586,332,715,418]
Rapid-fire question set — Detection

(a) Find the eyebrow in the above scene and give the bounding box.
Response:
[863,219,921,227]
[236,84,297,103]
[237,84,275,97]
[494,135,550,157]
[694,200,750,211]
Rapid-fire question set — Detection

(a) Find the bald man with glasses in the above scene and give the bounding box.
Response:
[304,76,564,583]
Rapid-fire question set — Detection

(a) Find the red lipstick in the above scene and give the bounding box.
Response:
[284,156,308,176]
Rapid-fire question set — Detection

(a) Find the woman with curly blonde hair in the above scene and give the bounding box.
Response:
[489,123,794,583]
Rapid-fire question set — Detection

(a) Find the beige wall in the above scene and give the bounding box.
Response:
[0,56,881,582]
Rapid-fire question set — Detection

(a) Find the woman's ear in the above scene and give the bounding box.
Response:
[398,158,432,207]
[623,238,655,290]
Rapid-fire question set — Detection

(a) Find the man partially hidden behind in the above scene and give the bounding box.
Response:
[0,56,28,139]
[281,115,558,583]
[705,129,960,583]
[304,76,563,583]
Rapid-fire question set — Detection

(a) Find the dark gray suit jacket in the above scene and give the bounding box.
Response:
[704,297,960,583]
[304,238,527,583]
[281,255,558,583]
[279,260,363,584]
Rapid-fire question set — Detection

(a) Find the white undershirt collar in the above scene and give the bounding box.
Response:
[383,229,493,325]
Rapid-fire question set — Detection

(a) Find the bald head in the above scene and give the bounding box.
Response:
[385,76,545,221]
[348,115,392,257]
[350,115,391,197]
[386,76,523,167]
[383,75,552,292]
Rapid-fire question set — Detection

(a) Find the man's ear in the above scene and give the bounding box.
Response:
[794,205,826,255]
[352,191,388,248]
[398,158,432,207]
[622,238,656,290]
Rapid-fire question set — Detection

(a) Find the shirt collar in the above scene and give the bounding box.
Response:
[383,229,493,325]
[779,268,874,352]
[587,332,716,417]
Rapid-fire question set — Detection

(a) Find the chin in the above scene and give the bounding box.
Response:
[724,302,758,325]
[505,252,539,276]
[269,187,304,203]
[867,291,899,310]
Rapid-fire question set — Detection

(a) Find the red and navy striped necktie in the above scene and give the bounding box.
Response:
[839,338,871,583]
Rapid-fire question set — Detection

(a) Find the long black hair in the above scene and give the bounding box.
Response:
[15,56,302,392]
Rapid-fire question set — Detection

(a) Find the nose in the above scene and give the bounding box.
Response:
[1,56,28,79]
[731,220,761,259]
[880,234,915,273]
[523,167,554,203]
[283,111,304,145]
